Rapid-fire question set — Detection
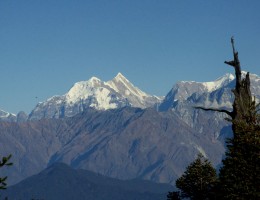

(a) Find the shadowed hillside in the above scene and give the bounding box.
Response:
[2,163,173,200]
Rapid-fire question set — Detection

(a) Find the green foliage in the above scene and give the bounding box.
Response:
[175,154,218,200]
[0,155,13,190]
[219,111,260,199]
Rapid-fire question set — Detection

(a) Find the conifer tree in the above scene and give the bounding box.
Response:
[175,154,218,200]
[0,154,12,190]
[219,114,260,199]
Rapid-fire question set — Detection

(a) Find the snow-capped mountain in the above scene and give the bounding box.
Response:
[247,72,260,102]
[160,72,259,112]
[0,109,16,122]
[29,73,161,120]
[159,73,235,111]
[106,73,161,109]
[159,72,260,139]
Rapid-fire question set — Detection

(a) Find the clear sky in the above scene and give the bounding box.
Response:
[1,0,260,114]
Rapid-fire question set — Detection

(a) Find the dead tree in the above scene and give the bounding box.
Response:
[196,37,256,124]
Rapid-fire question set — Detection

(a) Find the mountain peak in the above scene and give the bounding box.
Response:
[107,73,148,98]
[28,72,160,119]
[202,73,235,92]
[116,72,124,77]
[89,76,101,82]
[113,72,129,83]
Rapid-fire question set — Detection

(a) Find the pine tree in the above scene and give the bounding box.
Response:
[219,105,260,199]
[175,154,218,200]
[0,154,12,190]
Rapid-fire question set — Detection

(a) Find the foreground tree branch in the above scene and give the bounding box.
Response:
[194,106,233,118]
[197,37,260,199]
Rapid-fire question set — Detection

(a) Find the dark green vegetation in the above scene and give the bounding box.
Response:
[219,112,260,199]
[175,154,217,200]
[1,163,173,200]
[168,38,260,199]
[0,155,12,190]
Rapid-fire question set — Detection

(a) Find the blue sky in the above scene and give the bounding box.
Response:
[1,0,260,114]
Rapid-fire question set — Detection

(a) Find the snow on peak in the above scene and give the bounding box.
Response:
[30,72,160,120]
[89,76,101,82]
[107,72,149,98]
[112,72,131,86]
[65,76,103,104]
[202,73,235,92]
[0,109,16,118]
[115,72,125,80]
[64,72,153,110]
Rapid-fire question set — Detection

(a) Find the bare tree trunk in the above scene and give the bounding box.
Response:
[196,37,255,124]
[224,37,255,124]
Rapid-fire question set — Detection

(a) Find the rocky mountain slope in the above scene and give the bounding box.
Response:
[28,73,161,120]
[2,163,173,200]
[0,107,225,186]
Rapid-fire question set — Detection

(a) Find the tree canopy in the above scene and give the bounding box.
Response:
[174,154,217,200]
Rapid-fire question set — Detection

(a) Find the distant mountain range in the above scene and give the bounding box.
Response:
[0,109,16,122]
[1,71,259,122]
[28,73,161,120]
[0,71,259,195]
[2,162,173,200]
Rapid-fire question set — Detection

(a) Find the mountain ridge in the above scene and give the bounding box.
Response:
[28,72,161,120]
[1,71,259,122]
[0,107,225,186]
[2,162,174,200]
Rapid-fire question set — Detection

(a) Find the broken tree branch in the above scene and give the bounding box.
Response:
[194,106,233,118]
